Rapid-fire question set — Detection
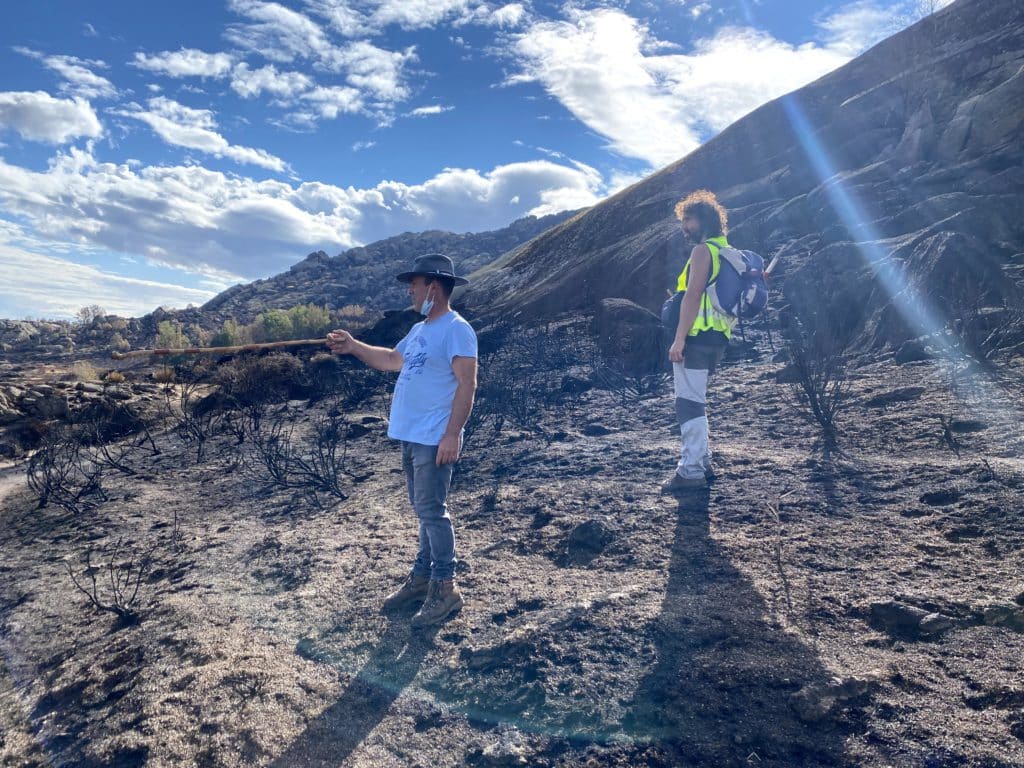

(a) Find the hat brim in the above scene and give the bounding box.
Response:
[396,270,469,286]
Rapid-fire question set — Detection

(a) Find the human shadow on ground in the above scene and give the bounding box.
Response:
[622,489,854,767]
[270,617,438,767]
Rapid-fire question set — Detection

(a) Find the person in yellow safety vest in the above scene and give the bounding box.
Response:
[663,189,734,493]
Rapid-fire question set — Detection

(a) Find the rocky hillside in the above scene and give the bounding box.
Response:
[462,0,1024,360]
[195,210,576,329]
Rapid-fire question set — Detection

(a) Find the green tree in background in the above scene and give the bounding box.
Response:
[211,319,251,347]
[287,304,332,339]
[156,320,190,349]
[252,309,294,343]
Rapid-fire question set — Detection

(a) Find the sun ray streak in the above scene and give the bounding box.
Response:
[779,94,1021,419]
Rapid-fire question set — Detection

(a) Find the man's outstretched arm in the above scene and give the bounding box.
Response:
[326,329,404,372]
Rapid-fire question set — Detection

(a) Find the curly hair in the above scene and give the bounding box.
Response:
[674,189,728,237]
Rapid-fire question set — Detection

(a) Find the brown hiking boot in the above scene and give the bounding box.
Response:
[382,573,430,612]
[661,472,707,494]
[411,580,464,627]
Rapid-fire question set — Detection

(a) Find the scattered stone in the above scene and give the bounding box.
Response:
[790,675,880,722]
[919,613,956,637]
[899,507,931,518]
[894,340,932,364]
[26,395,69,420]
[774,364,801,384]
[76,382,103,394]
[560,375,591,395]
[943,525,983,542]
[868,599,930,638]
[346,422,373,439]
[981,603,1024,632]
[948,419,988,433]
[563,519,612,565]
[582,423,614,437]
[864,387,926,407]
[920,488,960,506]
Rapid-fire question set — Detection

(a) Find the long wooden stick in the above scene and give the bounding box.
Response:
[111,338,328,360]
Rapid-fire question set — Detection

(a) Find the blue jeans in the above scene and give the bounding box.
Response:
[401,441,457,581]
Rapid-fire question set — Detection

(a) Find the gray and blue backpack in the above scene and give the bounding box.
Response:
[706,245,769,321]
[661,245,770,331]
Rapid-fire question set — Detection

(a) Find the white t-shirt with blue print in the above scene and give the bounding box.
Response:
[388,310,478,446]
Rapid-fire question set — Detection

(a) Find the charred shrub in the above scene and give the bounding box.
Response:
[214,352,306,430]
[306,352,344,401]
[165,367,227,463]
[465,320,590,451]
[65,536,156,625]
[590,298,669,402]
[76,401,160,474]
[247,404,356,507]
[782,314,852,456]
[27,425,107,514]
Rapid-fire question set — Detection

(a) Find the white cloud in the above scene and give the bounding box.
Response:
[131,48,234,78]
[489,3,528,27]
[352,139,376,151]
[226,2,416,117]
[230,63,313,98]
[117,97,287,171]
[509,10,700,167]
[299,85,364,118]
[83,22,99,38]
[227,0,334,63]
[371,0,476,30]
[0,147,601,286]
[410,104,454,116]
[820,0,957,56]
[0,243,215,319]
[0,243,216,321]
[690,3,711,19]
[818,1,899,56]
[0,91,103,144]
[306,0,517,35]
[507,7,865,167]
[304,0,370,37]
[320,41,416,103]
[15,49,118,100]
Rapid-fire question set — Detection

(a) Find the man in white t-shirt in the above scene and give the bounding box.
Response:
[327,254,478,626]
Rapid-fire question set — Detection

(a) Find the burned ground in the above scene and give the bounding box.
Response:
[1,326,1023,768]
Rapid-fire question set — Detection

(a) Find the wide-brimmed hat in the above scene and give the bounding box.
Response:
[395,253,469,286]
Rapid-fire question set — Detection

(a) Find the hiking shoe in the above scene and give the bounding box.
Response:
[382,573,430,612]
[411,580,464,627]
[661,472,707,494]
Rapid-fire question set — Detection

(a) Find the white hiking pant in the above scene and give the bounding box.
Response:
[672,344,725,480]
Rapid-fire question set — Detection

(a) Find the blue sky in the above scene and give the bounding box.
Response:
[0,0,949,319]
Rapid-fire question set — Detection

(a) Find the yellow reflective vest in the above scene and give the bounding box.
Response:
[675,235,734,338]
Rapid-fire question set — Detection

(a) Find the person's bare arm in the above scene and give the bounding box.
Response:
[436,355,478,465]
[326,329,404,372]
[669,244,712,363]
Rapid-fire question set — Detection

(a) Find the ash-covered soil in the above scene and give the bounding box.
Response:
[2,346,1023,768]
